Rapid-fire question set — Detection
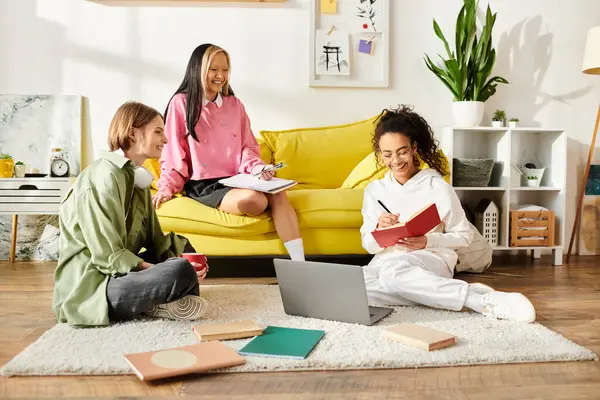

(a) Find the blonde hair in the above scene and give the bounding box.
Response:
[107,102,162,151]
[200,45,232,98]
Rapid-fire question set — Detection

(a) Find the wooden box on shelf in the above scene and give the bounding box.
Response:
[509,210,555,247]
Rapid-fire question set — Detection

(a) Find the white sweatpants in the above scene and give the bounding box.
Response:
[363,250,469,311]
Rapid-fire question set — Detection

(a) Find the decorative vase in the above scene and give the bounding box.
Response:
[509,121,518,128]
[492,120,503,128]
[526,179,539,187]
[0,159,14,178]
[14,164,26,178]
[452,101,484,127]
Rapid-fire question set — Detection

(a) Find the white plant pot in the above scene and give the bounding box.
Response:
[452,101,484,127]
[492,120,503,128]
[14,164,26,178]
[508,121,518,128]
[521,166,545,187]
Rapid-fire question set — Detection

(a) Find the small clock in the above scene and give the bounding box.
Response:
[49,148,70,178]
[50,159,70,177]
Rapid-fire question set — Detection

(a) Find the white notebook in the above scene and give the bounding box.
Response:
[218,174,297,194]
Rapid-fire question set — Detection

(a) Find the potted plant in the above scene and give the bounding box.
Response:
[0,152,14,178]
[424,0,509,127]
[526,175,539,187]
[492,109,506,128]
[14,161,26,178]
[508,117,519,128]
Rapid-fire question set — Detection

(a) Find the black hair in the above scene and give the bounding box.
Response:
[164,44,235,141]
[372,105,447,176]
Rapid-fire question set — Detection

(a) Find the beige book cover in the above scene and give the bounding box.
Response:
[124,341,246,381]
[193,320,264,342]
[381,323,456,351]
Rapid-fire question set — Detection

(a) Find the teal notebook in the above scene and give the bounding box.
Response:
[238,326,325,360]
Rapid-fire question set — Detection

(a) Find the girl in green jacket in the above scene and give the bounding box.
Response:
[53,102,208,327]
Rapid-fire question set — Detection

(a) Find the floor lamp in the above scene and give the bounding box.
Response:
[567,26,600,264]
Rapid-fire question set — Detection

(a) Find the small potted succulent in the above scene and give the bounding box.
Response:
[14,161,26,178]
[526,175,539,187]
[0,152,14,178]
[492,109,506,128]
[509,117,520,128]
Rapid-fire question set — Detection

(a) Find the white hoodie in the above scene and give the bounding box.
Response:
[360,169,474,268]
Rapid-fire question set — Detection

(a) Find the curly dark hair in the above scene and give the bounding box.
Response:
[372,105,448,176]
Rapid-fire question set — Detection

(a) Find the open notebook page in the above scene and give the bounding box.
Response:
[218,174,297,194]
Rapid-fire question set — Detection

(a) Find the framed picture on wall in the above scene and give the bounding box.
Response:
[309,0,390,88]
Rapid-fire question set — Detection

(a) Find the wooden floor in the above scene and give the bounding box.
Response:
[0,255,599,399]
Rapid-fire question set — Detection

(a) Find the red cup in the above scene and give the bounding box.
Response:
[181,253,207,271]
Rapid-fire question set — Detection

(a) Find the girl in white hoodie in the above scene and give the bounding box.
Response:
[361,106,536,322]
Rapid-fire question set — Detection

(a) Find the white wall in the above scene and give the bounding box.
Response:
[1,0,599,252]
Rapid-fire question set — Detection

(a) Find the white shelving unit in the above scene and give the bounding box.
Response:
[440,127,567,265]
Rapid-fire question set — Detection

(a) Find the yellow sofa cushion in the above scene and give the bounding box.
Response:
[156,196,272,237]
[340,151,452,188]
[340,152,386,189]
[156,188,364,237]
[259,116,377,190]
[290,189,364,229]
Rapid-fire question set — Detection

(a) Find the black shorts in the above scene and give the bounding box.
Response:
[184,177,234,209]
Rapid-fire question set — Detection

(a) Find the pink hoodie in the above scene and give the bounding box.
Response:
[157,93,265,196]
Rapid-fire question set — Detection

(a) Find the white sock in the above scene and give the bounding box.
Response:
[464,287,484,313]
[284,238,305,261]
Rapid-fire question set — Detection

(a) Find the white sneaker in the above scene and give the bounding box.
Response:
[469,282,495,295]
[145,295,208,321]
[481,291,536,323]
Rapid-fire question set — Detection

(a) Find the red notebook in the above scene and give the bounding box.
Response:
[371,203,441,248]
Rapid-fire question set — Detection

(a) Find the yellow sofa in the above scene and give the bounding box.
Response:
[144,116,449,257]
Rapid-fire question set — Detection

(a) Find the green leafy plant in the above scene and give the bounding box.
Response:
[0,152,13,160]
[527,176,538,180]
[15,161,24,165]
[424,0,509,102]
[509,117,520,122]
[492,109,506,121]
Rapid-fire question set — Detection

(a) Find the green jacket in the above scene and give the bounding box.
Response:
[52,151,187,327]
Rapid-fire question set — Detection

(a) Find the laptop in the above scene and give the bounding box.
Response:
[273,259,394,326]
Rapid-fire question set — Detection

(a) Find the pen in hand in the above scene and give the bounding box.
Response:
[377,200,392,213]
[376,199,399,229]
[252,162,285,178]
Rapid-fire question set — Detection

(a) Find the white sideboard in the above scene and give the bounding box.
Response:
[0,178,72,262]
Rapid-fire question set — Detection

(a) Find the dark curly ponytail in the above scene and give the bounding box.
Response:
[372,105,448,177]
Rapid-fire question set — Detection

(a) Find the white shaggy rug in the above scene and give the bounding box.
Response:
[1,284,596,376]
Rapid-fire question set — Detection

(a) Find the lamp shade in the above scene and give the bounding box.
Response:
[582,26,600,75]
